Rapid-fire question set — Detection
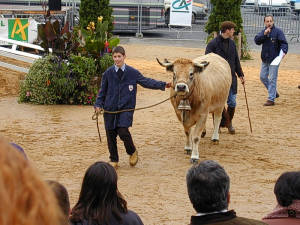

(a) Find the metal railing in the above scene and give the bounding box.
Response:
[241,4,300,41]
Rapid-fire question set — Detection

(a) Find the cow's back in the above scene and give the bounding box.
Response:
[192,53,232,111]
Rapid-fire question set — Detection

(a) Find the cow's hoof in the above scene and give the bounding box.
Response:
[201,131,206,138]
[190,158,199,165]
[211,139,219,145]
[184,149,192,155]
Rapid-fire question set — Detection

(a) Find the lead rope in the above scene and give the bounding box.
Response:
[92,93,177,143]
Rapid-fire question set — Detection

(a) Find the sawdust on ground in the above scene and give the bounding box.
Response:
[0,44,300,225]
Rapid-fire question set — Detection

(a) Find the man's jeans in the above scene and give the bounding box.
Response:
[260,62,279,102]
[227,87,237,108]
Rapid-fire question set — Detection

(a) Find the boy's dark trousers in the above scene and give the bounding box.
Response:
[105,127,136,162]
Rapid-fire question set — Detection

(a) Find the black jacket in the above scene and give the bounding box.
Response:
[190,210,267,225]
[205,35,244,94]
[71,210,144,225]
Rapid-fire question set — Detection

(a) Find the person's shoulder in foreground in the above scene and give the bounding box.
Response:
[262,171,300,225]
[71,210,143,225]
[186,160,267,225]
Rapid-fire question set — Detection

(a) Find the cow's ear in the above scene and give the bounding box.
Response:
[194,61,209,73]
[166,65,174,72]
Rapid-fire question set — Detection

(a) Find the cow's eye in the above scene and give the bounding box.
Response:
[173,73,176,81]
[189,72,194,80]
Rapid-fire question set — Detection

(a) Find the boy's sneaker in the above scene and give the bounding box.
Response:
[129,151,138,167]
[108,161,118,169]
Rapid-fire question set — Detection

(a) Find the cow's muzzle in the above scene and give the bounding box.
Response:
[175,83,189,95]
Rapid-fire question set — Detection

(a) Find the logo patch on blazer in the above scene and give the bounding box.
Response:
[129,85,133,91]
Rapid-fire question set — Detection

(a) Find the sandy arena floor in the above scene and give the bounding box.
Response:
[0,44,300,224]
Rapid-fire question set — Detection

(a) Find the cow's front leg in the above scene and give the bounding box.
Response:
[191,113,208,163]
[212,109,222,144]
[184,127,192,155]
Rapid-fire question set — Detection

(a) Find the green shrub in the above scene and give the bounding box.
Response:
[19,55,98,105]
[99,53,114,74]
[19,55,68,104]
[79,0,114,34]
[68,55,98,104]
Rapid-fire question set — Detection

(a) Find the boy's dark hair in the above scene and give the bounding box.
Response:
[220,21,236,33]
[46,180,70,218]
[186,160,230,213]
[112,46,126,56]
[274,171,300,207]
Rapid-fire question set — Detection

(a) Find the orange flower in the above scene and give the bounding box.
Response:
[46,80,51,86]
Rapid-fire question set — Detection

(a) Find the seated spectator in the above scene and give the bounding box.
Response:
[47,180,71,224]
[70,161,144,225]
[262,171,300,225]
[186,160,267,225]
[0,136,66,225]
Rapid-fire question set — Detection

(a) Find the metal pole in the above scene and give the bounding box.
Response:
[140,4,143,36]
[298,13,300,41]
[137,4,140,36]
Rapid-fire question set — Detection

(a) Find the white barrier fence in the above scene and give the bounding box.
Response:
[0,37,47,59]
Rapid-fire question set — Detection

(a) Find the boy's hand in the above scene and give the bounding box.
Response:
[165,82,172,88]
[240,76,245,85]
[95,107,103,114]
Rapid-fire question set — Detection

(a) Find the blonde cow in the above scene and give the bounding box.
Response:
[157,53,232,163]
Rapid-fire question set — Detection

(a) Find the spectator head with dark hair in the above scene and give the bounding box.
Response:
[263,171,300,224]
[47,180,70,223]
[187,160,267,225]
[70,161,144,225]
[186,160,230,213]
[274,171,300,207]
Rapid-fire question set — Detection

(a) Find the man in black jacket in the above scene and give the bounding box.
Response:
[205,21,245,134]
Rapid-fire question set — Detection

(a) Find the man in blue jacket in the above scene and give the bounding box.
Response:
[254,15,288,106]
[94,46,171,169]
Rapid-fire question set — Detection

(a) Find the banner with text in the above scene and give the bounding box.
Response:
[0,18,38,45]
[170,0,192,26]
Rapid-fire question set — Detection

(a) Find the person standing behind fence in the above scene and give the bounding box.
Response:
[205,21,245,134]
[254,15,288,106]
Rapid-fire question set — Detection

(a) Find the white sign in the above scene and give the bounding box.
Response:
[170,0,192,26]
[0,18,38,45]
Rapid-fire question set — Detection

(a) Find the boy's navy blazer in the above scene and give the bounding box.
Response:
[95,65,166,129]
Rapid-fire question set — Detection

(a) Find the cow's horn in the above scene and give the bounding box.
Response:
[194,61,209,68]
[156,58,173,67]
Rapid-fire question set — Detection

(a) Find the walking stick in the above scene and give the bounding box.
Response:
[242,83,253,133]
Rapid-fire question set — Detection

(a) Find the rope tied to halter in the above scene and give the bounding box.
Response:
[92,93,177,143]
